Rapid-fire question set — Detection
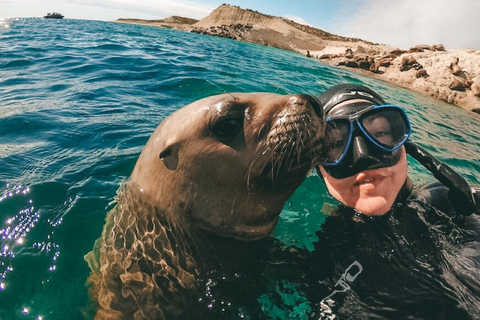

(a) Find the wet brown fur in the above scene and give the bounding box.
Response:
[84,93,324,319]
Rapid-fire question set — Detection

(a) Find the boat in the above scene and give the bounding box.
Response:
[44,12,64,19]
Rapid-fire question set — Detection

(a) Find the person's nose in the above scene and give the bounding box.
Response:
[352,135,379,167]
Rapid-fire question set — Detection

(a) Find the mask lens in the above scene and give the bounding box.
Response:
[323,119,351,164]
[361,108,409,149]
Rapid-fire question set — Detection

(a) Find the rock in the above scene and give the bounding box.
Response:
[471,82,480,98]
[355,45,367,54]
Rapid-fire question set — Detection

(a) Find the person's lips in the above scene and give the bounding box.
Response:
[356,178,374,185]
[354,172,385,187]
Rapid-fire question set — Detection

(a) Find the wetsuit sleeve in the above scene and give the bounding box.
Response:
[411,182,480,217]
[410,182,456,217]
[404,141,479,216]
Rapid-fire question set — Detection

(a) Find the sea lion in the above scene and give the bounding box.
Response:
[449,78,467,91]
[432,44,446,51]
[470,82,480,98]
[400,55,422,72]
[85,92,324,319]
[449,57,462,76]
[416,68,428,78]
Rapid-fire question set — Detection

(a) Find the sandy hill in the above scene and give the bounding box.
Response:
[161,16,198,24]
[117,4,480,112]
[183,4,390,54]
[192,5,277,27]
[117,16,198,29]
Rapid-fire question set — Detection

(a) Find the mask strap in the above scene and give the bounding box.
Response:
[404,140,478,216]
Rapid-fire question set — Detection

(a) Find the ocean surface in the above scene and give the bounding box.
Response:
[1,18,479,319]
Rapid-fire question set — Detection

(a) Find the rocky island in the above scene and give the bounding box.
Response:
[117,4,480,114]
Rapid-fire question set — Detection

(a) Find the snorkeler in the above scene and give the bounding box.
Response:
[304,83,480,319]
[317,83,480,217]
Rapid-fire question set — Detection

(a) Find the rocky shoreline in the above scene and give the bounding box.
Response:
[116,5,480,114]
[307,45,480,113]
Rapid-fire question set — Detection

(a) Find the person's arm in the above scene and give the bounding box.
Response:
[405,140,479,216]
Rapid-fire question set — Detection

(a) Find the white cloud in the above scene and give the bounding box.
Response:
[90,0,213,19]
[0,0,214,20]
[333,0,480,50]
[283,15,316,27]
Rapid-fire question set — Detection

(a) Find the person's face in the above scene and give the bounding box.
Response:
[319,146,408,215]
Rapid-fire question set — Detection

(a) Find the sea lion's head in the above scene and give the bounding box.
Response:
[130,93,323,240]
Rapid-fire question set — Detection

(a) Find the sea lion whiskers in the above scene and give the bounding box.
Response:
[246,109,315,186]
[245,136,279,189]
[277,134,297,177]
[272,139,290,183]
[299,114,318,160]
[287,113,309,166]
[269,112,311,175]
[245,111,281,188]
[204,79,238,102]
[245,139,274,190]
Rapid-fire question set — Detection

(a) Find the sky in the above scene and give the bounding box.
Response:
[1,0,479,50]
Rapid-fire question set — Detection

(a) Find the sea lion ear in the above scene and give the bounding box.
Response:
[159,143,179,170]
[299,94,323,118]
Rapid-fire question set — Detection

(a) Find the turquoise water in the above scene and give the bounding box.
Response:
[1,18,479,319]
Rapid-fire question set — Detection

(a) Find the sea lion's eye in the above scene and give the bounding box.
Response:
[212,118,243,139]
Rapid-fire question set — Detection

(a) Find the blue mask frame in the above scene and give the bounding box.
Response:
[321,104,411,166]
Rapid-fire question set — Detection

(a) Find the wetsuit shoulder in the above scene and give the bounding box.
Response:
[409,181,456,216]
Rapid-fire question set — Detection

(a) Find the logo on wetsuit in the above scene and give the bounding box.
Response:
[319,260,363,320]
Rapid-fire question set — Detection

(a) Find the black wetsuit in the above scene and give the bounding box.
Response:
[166,181,480,320]
[304,181,480,320]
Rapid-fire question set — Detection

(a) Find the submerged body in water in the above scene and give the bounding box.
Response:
[302,182,480,319]
[304,82,480,319]
[84,182,480,319]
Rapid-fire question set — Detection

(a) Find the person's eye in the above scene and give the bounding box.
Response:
[211,118,243,140]
[374,131,390,138]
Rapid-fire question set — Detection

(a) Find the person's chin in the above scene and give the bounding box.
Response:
[356,197,391,216]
